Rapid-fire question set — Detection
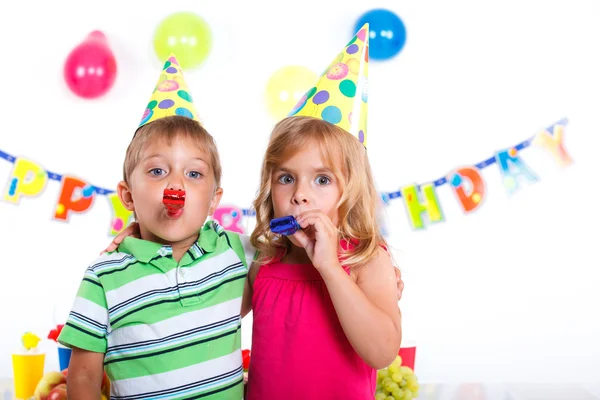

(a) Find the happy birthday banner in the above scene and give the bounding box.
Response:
[0,119,572,234]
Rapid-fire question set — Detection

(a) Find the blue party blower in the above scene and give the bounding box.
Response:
[270,216,301,235]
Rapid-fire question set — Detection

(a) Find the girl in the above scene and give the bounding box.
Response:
[244,115,401,399]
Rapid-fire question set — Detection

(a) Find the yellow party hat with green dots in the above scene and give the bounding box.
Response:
[288,24,369,147]
[137,54,200,130]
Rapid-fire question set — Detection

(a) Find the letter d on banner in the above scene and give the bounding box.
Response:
[448,167,485,213]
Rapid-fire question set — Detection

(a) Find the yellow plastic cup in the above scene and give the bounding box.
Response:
[12,353,45,399]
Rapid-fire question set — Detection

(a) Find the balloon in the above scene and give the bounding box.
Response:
[265,66,317,120]
[354,9,407,60]
[63,31,117,99]
[153,12,212,69]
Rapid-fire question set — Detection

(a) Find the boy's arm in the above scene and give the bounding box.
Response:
[67,348,105,400]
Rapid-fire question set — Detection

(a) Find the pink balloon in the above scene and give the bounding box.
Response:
[64,31,117,99]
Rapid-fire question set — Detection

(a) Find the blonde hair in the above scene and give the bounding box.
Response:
[123,116,222,187]
[251,116,387,270]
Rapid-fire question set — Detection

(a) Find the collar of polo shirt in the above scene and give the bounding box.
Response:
[117,221,220,263]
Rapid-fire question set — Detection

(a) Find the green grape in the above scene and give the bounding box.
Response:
[378,369,391,380]
[400,366,413,375]
[375,392,387,400]
[388,363,401,374]
[391,371,403,383]
[393,355,403,367]
[384,381,399,393]
[391,387,404,400]
[407,382,419,392]
[374,362,419,400]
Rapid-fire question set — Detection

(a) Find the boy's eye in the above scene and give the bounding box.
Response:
[315,175,331,185]
[188,171,203,179]
[149,168,165,176]
[278,174,294,184]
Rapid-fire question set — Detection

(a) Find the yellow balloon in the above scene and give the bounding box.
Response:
[265,66,317,120]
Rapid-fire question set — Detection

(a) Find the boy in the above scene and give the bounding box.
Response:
[58,55,253,399]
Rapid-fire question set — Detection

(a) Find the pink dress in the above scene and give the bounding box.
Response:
[247,258,376,399]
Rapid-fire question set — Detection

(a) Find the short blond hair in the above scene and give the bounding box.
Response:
[250,116,387,270]
[123,116,222,187]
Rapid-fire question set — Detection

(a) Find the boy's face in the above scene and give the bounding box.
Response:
[118,134,222,245]
[270,143,342,248]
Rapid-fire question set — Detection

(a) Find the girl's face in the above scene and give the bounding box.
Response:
[270,143,342,247]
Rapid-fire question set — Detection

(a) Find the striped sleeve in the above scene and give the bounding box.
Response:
[58,267,109,353]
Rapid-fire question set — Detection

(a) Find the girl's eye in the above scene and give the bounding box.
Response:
[278,174,294,184]
[188,171,203,179]
[315,175,331,185]
[149,168,165,176]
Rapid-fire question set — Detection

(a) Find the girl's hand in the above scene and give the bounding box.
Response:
[292,210,340,272]
[100,222,140,255]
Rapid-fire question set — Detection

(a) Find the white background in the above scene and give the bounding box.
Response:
[1,0,599,384]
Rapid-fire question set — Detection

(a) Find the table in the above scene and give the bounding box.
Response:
[1,379,600,399]
[415,382,600,400]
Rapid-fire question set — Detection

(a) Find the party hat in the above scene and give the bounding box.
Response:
[137,54,200,130]
[289,24,369,147]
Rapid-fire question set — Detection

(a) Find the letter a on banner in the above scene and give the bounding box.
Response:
[495,148,538,195]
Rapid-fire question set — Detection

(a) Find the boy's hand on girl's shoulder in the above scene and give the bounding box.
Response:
[395,267,404,301]
[101,222,141,254]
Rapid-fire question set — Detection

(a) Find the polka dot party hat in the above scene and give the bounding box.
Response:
[289,24,369,147]
[137,54,200,130]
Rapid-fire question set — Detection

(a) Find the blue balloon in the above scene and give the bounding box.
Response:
[354,9,407,60]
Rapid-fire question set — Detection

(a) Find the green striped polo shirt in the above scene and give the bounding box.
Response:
[58,221,254,400]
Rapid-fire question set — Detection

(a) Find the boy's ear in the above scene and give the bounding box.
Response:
[117,181,135,212]
[208,187,223,216]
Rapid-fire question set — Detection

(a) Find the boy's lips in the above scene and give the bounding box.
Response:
[165,207,184,219]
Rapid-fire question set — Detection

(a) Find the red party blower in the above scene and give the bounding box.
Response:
[163,188,186,213]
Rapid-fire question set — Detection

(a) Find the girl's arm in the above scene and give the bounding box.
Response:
[67,347,106,400]
[320,248,401,370]
[101,223,140,254]
[294,210,401,370]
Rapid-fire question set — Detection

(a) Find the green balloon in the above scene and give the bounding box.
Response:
[153,12,212,69]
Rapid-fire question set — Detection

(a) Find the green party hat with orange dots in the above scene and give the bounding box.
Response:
[288,24,369,147]
[137,53,200,130]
